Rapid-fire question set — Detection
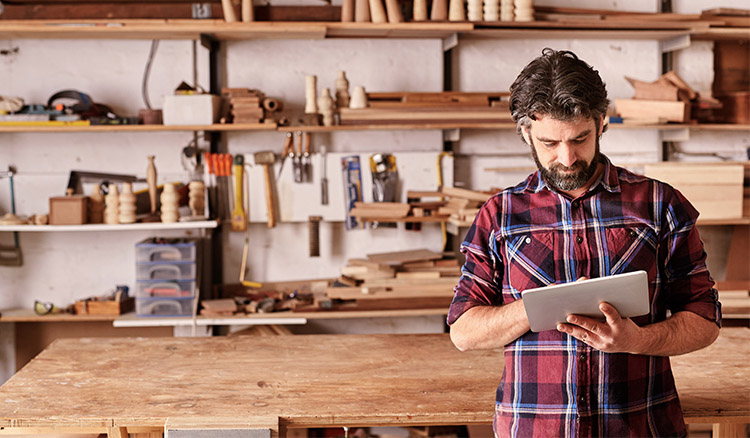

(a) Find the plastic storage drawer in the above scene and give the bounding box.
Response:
[136,296,195,316]
[136,280,196,298]
[136,239,196,263]
[136,262,196,281]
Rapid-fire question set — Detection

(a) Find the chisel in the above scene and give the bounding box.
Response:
[320,145,329,205]
[231,154,247,231]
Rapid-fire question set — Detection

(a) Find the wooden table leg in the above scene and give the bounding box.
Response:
[712,423,748,438]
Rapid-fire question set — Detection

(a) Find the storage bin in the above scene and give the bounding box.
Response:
[135,239,196,262]
[136,296,195,316]
[135,280,196,298]
[136,261,196,280]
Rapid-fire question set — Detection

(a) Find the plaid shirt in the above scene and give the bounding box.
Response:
[448,155,721,438]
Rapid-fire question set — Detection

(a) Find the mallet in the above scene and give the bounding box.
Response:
[254,150,277,228]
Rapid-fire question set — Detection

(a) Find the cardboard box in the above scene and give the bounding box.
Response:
[162,94,221,126]
[49,195,87,225]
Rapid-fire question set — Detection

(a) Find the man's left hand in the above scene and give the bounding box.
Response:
[557,302,645,353]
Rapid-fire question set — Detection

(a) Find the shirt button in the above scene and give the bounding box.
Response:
[525,237,531,244]
[628,229,637,237]
[576,236,583,244]
[572,201,579,208]
[579,395,586,403]
[579,354,586,361]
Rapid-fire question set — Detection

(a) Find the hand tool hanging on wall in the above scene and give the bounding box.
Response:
[303,132,313,183]
[369,153,398,229]
[204,152,217,219]
[308,215,322,257]
[231,154,247,232]
[277,132,294,179]
[254,151,277,228]
[320,145,329,205]
[293,131,303,183]
[222,153,234,221]
[341,155,364,230]
[0,167,22,266]
[239,160,262,288]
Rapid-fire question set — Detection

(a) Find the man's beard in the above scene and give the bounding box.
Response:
[530,138,601,192]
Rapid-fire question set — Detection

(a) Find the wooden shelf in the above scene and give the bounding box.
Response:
[0,123,275,133]
[0,19,744,41]
[697,218,750,226]
[0,220,218,232]
[0,308,119,322]
[1,121,745,134]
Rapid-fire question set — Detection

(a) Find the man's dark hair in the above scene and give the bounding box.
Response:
[509,48,610,135]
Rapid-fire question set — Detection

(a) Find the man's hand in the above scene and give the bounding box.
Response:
[556,302,645,353]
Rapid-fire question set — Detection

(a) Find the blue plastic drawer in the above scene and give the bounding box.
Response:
[135,280,196,298]
[136,262,196,280]
[136,296,195,316]
[135,239,196,262]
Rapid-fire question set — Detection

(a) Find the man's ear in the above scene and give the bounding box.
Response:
[521,126,531,145]
[597,116,605,136]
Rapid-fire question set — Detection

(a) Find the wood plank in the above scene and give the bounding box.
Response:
[441,186,492,203]
[366,249,443,264]
[615,99,690,123]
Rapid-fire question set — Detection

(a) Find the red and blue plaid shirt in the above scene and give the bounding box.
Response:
[448,155,721,438]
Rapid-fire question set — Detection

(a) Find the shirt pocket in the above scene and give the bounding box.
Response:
[502,231,556,294]
[604,226,658,276]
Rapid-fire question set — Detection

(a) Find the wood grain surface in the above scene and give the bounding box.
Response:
[0,329,747,432]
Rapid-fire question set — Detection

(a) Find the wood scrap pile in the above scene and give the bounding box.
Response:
[220,88,283,124]
[205,280,326,315]
[533,6,749,28]
[614,71,721,124]
[339,92,511,125]
[437,187,494,226]
[347,186,495,224]
[326,249,461,310]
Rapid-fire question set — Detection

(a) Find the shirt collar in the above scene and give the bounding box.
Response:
[522,154,622,195]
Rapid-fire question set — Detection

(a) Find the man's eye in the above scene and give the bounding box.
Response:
[573,138,586,144]
[544,142,557,148]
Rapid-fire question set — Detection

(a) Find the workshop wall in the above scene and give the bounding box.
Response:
[1,0,748,382]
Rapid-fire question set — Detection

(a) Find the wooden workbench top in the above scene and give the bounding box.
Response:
[0,329,747,432]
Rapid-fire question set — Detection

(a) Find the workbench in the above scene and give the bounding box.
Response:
[0,329,747,437]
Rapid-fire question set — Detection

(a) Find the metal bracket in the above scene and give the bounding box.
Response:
[661,127,689,142]
[660,34,691,53]
[192,3,212,19]
[443,128,460,142]
[442,33,458,52]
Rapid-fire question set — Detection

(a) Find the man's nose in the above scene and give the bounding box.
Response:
[557,144,577,167]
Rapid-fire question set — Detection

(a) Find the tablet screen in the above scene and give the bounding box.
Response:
[521,271,650,332]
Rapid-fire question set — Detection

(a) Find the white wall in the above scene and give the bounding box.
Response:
[1,0,748,382]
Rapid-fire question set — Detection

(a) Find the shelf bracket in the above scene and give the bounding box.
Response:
[660,127,689,142]
[443,128,460,142]
[660,34,690,53]
[442,33,458,52]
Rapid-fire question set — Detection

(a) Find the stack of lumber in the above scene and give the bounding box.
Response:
[339,92,511,125]
[643,162,746,220]
[222,88,265,124]
[438,186,494,226]
[614,70,721,124]
[533,6,749,28]
[348,200,448,222]
[326,249,461,310]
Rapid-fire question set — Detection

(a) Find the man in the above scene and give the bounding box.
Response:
[448,49,721,437]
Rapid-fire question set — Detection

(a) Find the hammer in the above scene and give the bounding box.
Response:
[254,150,277,228]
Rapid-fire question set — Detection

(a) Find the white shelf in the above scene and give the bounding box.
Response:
[113,313,308,327]
[0,220,218,232]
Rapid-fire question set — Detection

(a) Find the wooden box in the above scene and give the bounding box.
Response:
[74,297,135,315]
[49,195,88,225]
[644,163,745,220]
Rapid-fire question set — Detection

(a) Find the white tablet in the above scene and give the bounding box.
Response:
[521,271,650,332]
